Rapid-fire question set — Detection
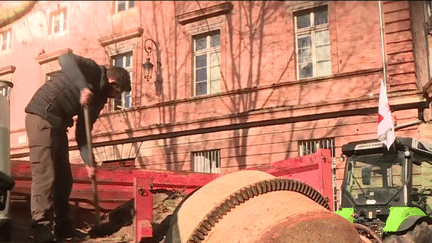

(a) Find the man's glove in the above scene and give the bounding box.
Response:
[85,165,96,178]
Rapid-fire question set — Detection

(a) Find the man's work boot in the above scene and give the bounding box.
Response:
[33,223,57,243]
[54,223,88,242]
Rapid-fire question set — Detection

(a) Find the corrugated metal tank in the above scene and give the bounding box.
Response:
[0,81,12,242]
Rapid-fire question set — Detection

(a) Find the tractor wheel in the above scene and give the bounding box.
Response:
[354,223,383,243]
[383,222,432,243]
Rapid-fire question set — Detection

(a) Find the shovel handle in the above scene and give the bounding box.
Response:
[83,106,101,224]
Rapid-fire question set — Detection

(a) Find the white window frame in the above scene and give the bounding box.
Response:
[193,30,221,97]
[115,1,135,13]
[294,6,331,79]
[0,29,11,52]
[192,149,221,174]
[50,8,67,36]
[110,52,133,111]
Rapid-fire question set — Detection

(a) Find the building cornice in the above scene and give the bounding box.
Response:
[98,27,143,47]
[285,1,329,13]
[0,65,16,76]
[35,48,73,65]
[177,2,233,25]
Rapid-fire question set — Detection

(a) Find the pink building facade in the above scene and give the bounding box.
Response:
[1,1,432,207]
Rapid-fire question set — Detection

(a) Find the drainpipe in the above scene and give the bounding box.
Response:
[0,80,14,242]
[378,1,388,87]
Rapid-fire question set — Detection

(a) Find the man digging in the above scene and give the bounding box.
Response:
[25,52,131,243]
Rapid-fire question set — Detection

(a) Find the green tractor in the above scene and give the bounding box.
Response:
[336,137,432,243]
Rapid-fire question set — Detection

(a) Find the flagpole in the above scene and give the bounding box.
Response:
[378,1,387,87]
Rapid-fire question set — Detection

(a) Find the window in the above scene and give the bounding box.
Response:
[110,52,133,111]
[0,29,11,52]
[193,31,221,96]
[345,158,403,205]
[192,149,221,173]
[49,8,67,36]
[116,1,134,12]
[295,6,331,79]
[426,1,432,24]
[298,138,335,157]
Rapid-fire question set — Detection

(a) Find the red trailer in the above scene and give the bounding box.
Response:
[10,149,334,242]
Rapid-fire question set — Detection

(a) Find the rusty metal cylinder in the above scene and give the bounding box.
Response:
[165,170,362,243]
[208,191,361,243]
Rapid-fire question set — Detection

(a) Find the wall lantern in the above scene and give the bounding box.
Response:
[142,38,162,96]
[142,38,161,82]
[142,57,154,81]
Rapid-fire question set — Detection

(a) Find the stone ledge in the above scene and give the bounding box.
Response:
[35,48,73,65]
[0,65,16,76]
[98,27,143,47]
[177,2,233,25]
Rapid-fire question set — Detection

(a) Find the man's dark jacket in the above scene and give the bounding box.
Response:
[25,53,111,165]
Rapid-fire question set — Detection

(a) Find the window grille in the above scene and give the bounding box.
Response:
[102,158,135,168]
[298,138,335,157]
[116,1,134,12]
[192,149,221,174]
[0,29,11,51]
[294,6,331,79]
[110,52,133,111]
[193,30,221,96]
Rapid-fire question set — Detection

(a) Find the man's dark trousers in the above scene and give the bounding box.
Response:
[25,113,73,228]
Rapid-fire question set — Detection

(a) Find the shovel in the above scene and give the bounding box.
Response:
[83,106,101,225]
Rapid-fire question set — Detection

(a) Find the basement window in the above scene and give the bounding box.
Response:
[192,149,221,174]
[298,138,335,157]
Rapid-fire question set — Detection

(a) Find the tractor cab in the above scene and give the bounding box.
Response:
[337,137,432,238]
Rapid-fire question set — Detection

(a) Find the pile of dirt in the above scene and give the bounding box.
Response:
[9,189,187,243]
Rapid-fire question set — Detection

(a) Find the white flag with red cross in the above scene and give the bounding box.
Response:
[377,80,395,150]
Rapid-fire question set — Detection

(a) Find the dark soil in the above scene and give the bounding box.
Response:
[8,190,186,243]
